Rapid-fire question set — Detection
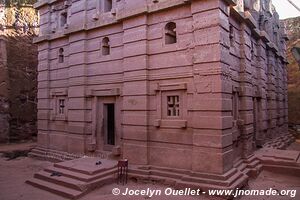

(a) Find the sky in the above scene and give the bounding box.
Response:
[272,0,300,19]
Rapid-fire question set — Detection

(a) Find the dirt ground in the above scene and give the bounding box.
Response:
[0,142,299,200]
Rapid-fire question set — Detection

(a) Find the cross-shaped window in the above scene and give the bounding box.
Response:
[59,99,65,114]
[167,96,180,117]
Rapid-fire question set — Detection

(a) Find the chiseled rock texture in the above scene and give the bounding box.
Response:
[34,0,288,177]
[283,16,300,125]
[0,1,38,143]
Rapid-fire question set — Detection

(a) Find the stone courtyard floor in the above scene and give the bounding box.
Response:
[0,142,299,200]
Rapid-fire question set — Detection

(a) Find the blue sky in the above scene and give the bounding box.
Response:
[272,0,300,19]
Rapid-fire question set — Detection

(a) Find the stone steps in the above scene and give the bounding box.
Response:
[257,148,300,176]
[26,178,83,199]
[261,164,300,176]
[233,155,262,177]
[261,158,300,167]
[128,166,248,191]
[138,165,238,181]
[176,175,248,191]
[26,157,118,199]
[45,165,117,182]
[181,170,244,187]
[34,170,87,191]
[53,162,116,176]
[263,133,296,150]
[27,168,116,199]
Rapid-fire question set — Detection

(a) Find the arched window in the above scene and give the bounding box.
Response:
[102,37,110,55]
[58,48,64,63]
[165,22,177,45]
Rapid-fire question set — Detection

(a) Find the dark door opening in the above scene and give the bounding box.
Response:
[106,104,115,146]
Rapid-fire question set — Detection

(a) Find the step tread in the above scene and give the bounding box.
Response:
[26,178,82,199]
[53,162,117,175]
[130,169,244,187]
[35,171,87,191]
[134,166,236,181]
[45,166,92,181]
[45,166,117,182]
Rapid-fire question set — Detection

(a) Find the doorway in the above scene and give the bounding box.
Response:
[93,95,120,153]
[104,103,115,145]
[104,103,115,149]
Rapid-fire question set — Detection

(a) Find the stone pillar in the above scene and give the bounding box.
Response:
[266,50,277,139]
[274,55,281,136]
[37,40,51,149]
[190,0,234,174]
[256,39,268,143]
[66,0,88,154]
[239,23,255,158]
[67,31,88,154]
[122,15,150,165]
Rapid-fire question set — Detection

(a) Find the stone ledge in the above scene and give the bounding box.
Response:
[154,119,187,128]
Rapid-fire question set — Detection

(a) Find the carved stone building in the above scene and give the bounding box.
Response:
[33,0,289,188]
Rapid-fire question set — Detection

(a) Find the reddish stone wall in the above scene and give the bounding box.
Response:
[34,0,288,175]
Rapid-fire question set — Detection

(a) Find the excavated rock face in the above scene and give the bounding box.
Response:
[284,16,300,42]
[282,17,300,125]
[0,1,38,142]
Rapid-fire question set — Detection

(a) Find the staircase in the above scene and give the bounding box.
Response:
[128,165,248,191]
[263,133,296,150]
[26,157,118,199]
[256,148,300,176]
[233,155,263,177]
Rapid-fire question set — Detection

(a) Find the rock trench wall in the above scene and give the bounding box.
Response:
[0,1,38,142]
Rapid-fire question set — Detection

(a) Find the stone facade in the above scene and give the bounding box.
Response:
[0,2,38,142]
[34,0,288,182]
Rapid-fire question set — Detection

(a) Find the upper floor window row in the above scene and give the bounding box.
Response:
[99,22,178,50]
[57,22,177,61]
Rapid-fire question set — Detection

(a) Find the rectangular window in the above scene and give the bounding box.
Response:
[58,99,65,114]
[60,12,67,27]
[167,96,180,117]
[104,0,112,12]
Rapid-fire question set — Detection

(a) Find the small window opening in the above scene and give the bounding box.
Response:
[165,22,177,45]
[104,0,113,12]
[102,37,110,55]
[167,96,180,117]
[60,12,67,27]
[58,99,65,114]
[58,48,64,63]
